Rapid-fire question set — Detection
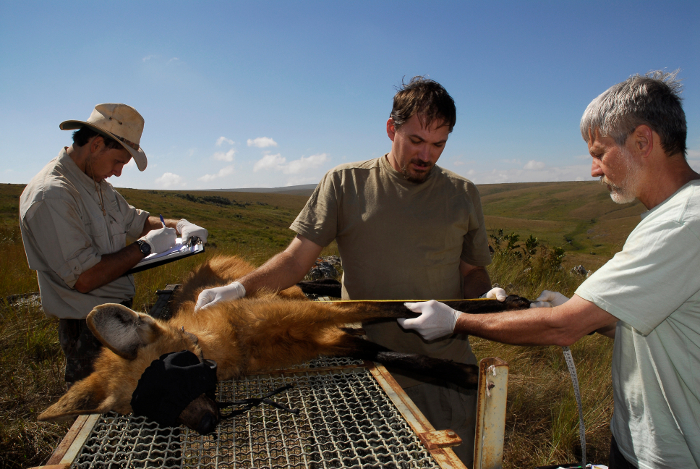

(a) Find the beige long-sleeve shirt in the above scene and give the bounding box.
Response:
[20,148,149,319]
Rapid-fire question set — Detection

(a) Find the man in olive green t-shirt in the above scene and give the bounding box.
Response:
[195,77,503,466]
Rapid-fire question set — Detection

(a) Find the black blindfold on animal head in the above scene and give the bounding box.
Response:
[131,350,218,429]
[131,350,298,435]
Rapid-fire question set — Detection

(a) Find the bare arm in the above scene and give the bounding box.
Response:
[460,260,493,299]
[74,243,145,293]
[74,216,179,293]
[453,294,619,346]
[238,235,323,295]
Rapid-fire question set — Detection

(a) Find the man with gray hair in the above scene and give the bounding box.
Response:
[399,71,700,469]
[20,103,209,387]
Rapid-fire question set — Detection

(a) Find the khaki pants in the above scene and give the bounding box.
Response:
[405,381,477,467]
[59,299,133,387]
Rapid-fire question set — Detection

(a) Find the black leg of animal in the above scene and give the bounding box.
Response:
[443,295,531,313]
[297,279,342,297]
[332,334,479,390]
[329,295,531,324]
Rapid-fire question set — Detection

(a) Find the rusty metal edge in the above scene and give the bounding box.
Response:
[40,414,100,466]
[368,362,468,469]
[473,357,509,469]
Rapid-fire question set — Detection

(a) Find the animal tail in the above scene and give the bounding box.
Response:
[329,334,479,390]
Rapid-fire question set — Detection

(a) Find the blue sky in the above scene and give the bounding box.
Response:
[2,1,699,190]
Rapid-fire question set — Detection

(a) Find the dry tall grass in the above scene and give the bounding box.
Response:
[0,298,68,469]
[481,235,614,467]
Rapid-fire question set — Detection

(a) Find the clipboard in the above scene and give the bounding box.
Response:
[127,237,205,274]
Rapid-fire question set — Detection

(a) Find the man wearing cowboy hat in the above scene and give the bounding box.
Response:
[19,103,208,387]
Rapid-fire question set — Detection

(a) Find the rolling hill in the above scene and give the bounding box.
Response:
[1,179,644,272]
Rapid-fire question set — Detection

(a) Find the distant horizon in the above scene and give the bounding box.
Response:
[113,178,604,193]
[4,177,608,192]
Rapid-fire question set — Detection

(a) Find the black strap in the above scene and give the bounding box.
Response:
[218,384,299,419]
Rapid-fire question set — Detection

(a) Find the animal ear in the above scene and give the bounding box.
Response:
[87,303,160,360]
[38,376,109,422]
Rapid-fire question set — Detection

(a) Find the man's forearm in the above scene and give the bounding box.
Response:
[237,235,323,296]
[73,243,144,293]
[454,295,619,346]
[239,250,311,295]
[454,307,574,346]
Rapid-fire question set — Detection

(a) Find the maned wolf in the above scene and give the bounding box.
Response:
[39,255,529,434]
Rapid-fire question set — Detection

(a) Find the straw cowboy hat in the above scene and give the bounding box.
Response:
[60,103,148,171]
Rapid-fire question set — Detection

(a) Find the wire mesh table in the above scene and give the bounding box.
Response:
[41,357,474,469]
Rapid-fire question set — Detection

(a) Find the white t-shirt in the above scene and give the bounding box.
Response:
[576,180,700,469]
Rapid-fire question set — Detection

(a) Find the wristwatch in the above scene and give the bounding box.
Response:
[136,239,151,256]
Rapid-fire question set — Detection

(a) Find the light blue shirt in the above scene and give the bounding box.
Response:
[576,180,700,469]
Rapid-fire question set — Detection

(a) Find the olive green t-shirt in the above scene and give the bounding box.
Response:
[290,155,492,386]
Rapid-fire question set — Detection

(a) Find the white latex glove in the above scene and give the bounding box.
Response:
[177,219,208,244]
[480,287,507,301]
[195,281,246,311]
[398,300,462,341]
[140,227,177,254]
[530,290,570,308]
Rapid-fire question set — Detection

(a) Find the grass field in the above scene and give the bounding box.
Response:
[0,180,638,468]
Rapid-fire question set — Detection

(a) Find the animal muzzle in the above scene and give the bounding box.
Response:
[131,350,299,436]
[131,350,220,434]
[177,392,221,435]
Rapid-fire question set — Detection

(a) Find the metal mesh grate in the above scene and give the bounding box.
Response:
[70,359,440,469]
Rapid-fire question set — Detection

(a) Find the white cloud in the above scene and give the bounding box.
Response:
[216,136,234,146]
[285,153,329,174]
[688,149,700,172]
[167,57,180,64]
[247,137,278,148]
[254,153,286,172]
[254,153,329,174]
[142,55,157,62]
[198,165,235,182]
[524,160,546,170]
[213,149,235,162]
[155,172,186,188]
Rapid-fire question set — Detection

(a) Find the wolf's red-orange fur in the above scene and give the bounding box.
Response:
[38,255,421,422]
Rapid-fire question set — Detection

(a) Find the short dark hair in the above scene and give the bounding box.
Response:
[72,126,122,149]
[581,70,687,157]
[390,76,456,133]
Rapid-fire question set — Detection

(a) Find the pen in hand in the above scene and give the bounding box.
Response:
[159,214,165,228]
